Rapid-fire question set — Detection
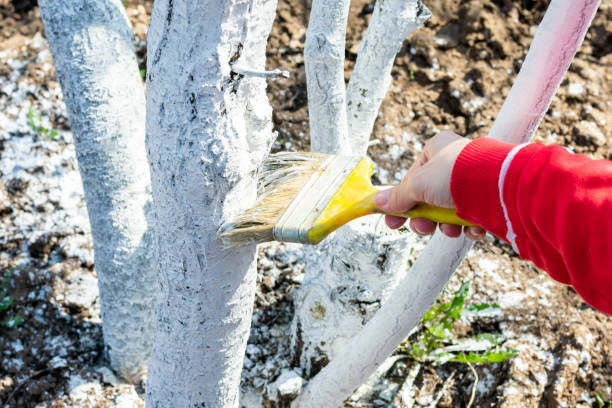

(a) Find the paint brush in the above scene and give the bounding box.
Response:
[219,152,473,246]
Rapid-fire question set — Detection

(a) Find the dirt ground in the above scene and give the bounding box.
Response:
[0,0,611,407]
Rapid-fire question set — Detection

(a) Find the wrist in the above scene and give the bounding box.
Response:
[450,137,517,238]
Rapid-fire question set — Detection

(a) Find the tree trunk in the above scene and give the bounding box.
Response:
[38,0,157,383]
[144,0,277,406]
[294,0,600,405]
[291,0,429,378]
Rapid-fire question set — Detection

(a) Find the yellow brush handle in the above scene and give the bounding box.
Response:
[307,160,476,245]
[373,185,473,226]
[385,203,474,227]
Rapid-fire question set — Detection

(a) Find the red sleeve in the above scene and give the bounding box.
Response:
[450,137,612,315]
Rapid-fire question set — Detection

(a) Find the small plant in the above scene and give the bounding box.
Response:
[139,68,146,79]
[26,107,59,140]
[0,268,25,329]
[597,393,612,408]
[399,281,517,365]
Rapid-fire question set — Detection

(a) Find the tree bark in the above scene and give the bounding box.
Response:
[38,0,157,382]
[291,0,430,378]
[144,0,277,406]
[294,0,600,405]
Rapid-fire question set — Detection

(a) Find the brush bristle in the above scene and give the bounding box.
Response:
[219,152,328,247]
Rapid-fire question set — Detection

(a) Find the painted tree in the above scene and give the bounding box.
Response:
[38,0,157,382]
[291,0,431,376]
[144,0,279,405]
[294,0,601,405]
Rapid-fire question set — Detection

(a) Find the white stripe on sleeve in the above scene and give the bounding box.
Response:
[498,143,529,255]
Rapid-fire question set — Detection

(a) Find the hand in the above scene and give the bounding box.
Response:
[374,131,486,240]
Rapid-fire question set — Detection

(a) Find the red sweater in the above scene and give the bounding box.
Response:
[451,138,612,315]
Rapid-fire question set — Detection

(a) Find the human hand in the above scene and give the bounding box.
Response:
[374,131,486,240]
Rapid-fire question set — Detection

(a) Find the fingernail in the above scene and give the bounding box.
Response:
[388,216,404,229]
[413,224,426,235]
[374,189,390,208]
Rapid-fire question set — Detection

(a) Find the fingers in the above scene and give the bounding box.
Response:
[409,218,436,235]
[440,223,462,238]
[385,214,407,229]
[465,226,486,241]
[405,218,486,241]
[422,131,463,160]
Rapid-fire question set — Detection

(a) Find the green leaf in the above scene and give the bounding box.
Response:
[411,342,425,360]
[139,68,146,79]
[466,302,500,312]
[469,332,503,346]
[26,107,38,131]
[428,319,452,341]
[596,393,604,408]
[25,108,58,140]
[45,129,59,141]
[406,280,515,367]
[422,304,442,323]
[464,302,502,319]
[431,351,456,365]
[451,348,517,364]
[1,315,24,328]
[0,296,13,312]
[1,272,12,298]
[448,281,470,318]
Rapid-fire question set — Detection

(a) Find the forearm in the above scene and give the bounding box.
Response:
[451,138,612,315]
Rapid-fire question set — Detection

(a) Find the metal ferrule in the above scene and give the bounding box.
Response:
[273,155,361,244]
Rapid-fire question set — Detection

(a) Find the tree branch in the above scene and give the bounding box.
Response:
[346,0,430,155]
[488,0,600,143]
[304,0,351,154]
[231,63,289,79]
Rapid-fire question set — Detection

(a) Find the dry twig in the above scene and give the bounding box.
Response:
[466,363,478,408]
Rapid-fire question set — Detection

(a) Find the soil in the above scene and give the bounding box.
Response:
[0,0,611,407]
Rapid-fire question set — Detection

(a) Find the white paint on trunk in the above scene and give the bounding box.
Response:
[295,0,599,405]
[346,0,430,155]
[38,0,157,382]
[304,0,351,154]
[294,234,471,407]
[292,0,429,379]
[291,218,413,376]
[144,0,277,406]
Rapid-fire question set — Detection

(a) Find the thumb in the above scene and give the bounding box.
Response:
[374,181,418,213]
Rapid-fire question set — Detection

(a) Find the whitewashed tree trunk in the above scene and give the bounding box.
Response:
[294,1,600,406]
[291,0,430,378]
[39,0,157,382]
[144,0,277,406]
